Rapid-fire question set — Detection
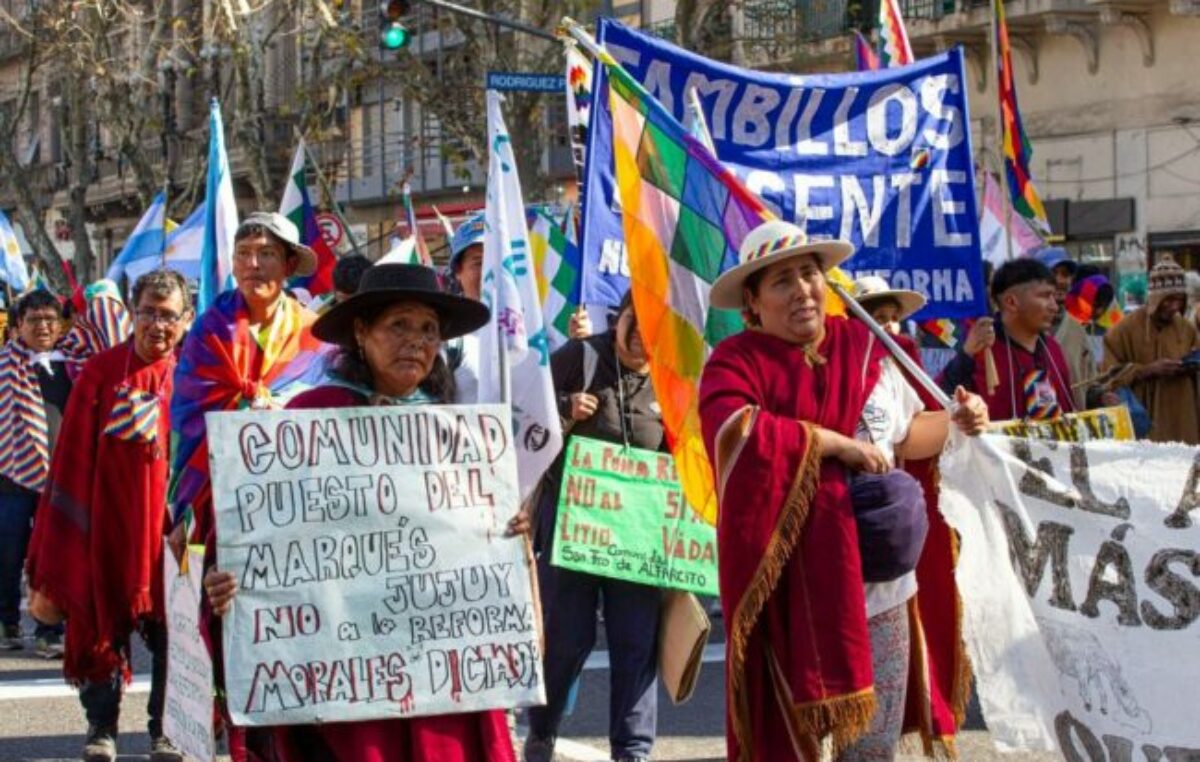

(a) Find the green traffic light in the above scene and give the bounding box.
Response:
[381,22,409,49]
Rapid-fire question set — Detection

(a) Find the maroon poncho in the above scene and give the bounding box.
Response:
[27,341,175,684]
[699,319,887,761]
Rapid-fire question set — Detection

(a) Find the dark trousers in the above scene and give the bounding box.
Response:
[79,618,169,738]
[0,489,61,637]
[527,557,661,759]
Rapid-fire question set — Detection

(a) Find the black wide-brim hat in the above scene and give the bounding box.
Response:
[312,263,490,347]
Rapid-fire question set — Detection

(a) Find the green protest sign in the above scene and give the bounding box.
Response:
[550,436,718,595]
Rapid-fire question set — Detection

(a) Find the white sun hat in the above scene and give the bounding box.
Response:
[851,275,927,320]
[709,220,854,311]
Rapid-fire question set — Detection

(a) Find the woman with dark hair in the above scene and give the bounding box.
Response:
[523,290,665,762]
[202,264,523,762]
[698,220,989,761]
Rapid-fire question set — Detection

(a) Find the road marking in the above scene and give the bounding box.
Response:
[552,738,611,761]
[0,644,727,702]
[0,674,149,701]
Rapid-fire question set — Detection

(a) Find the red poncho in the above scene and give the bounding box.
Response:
[699,320,887,761]
[27,341,175,684]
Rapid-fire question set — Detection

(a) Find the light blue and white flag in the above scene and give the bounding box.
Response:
[199,99,238,313]
[128,202,207,285]
[478,90,563,501]
[106,191,167,283]
[0,211,30,292]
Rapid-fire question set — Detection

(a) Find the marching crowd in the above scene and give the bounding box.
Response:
[0,206,1196,762]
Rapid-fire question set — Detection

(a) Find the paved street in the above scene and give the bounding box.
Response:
[0,611,1058,761]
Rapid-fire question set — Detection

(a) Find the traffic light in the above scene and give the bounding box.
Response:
[380,1,411,50]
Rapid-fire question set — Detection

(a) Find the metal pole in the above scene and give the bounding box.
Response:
[830,282,954,410]
[301,139,364,258]
[420,0,558,41]
[562,17,603,59]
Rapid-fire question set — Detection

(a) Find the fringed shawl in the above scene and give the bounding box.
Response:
[699,319,887,761]
[27,342,174,684]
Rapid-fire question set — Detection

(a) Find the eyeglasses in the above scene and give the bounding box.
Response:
[135,308,186,326]
[22,316,59,327]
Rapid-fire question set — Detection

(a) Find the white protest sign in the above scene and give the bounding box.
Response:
[207,404,544,726]
[164,546,216,762]
[939,435,1200,756]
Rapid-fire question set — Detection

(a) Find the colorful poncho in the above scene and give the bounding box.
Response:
[0,340,81,492]
[27,342,174,684]
[60,283,131,360]
[169,291,329,539]
[699,320,887,761]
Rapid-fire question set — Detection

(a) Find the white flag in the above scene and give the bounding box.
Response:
[478,90,563,502]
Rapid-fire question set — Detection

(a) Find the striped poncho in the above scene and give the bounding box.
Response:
[169,290,329,539]
[0,340,80,493]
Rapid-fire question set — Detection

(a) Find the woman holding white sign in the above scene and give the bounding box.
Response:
[204,264,524,762]
[698,221,989,762]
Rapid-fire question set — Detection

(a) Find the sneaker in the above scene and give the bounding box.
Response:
[35,632,64,659]
[0,625,22,651]
[81,726,117,762]
[523,735,555,762]
[149,735,184,762]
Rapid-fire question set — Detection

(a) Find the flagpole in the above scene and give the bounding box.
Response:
[983,0,1014,396]
[560,17,604,60]
[829,282,953,409]
[989,0,1016,265]
[298,135,364,258]
[160,179,170,268]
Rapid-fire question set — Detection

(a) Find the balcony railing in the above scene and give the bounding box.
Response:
[900,0,958,20]
[742,0,881,44]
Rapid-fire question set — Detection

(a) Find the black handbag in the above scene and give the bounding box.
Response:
[849,468,929,583]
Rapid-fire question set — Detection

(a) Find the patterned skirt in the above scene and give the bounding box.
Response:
[835,602,911,761]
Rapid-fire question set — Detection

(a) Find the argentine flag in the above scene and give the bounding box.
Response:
[106,191,167,284]
[0,211,29,292]
[124,202,206,285]
[198,99,238,313]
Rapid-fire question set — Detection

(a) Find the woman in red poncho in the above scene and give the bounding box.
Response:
[698,221,989,761]
[203,264,522,762]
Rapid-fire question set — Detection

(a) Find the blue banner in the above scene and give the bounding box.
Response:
[578,19,987,319]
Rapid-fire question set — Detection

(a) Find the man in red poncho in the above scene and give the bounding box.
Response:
[27,269,193,762]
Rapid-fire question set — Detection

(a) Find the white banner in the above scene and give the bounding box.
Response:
[208,404,544,726]
[164,546,216,762]
[479,89,564,502]
[939,434,1200,756]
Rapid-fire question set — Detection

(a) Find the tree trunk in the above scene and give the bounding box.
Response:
[0,149,70,294]
[64,74,96,283]
[232,15,276,209]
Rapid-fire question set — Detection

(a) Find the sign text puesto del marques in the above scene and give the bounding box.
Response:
[208,404,544,726]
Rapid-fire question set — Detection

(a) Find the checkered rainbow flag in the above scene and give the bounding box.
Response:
[529,208,580,351]
[599,43,849,524]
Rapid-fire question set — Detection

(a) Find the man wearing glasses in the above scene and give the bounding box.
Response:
[0,289,74,657]
[26,269,193,762]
